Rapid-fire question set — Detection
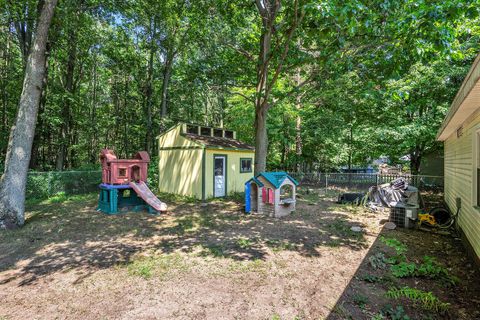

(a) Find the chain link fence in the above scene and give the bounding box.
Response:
[27,170,102,200]
[288,172,444,193]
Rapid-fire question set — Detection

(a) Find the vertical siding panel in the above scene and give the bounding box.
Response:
[444,113,480,259]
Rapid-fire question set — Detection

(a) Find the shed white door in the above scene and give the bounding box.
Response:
[214,156,226,197]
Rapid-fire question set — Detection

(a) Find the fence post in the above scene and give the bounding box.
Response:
[325,173,328,195]
[375,173,378,186]
[48,171,53,197]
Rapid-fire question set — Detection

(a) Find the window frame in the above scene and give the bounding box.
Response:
[240,158,253,173]
[118,167,127,177]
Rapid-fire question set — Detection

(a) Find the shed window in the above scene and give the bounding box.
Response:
[240,158,252,173]
[201,127,211,136]
[214,129,223,137]
[224,130,234,139]
[186,125,198,134]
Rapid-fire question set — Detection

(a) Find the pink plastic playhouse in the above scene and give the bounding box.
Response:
[98,149,167,214]
[100,149,149,184]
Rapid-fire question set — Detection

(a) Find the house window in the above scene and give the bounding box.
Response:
[118,168,126,177]
[280,184,293,200]
[240,158,252,173]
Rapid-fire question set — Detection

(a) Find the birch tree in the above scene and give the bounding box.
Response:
[0,0,58,229]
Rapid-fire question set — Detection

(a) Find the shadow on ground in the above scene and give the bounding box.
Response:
[325,225,480,320]
[0,192,367,286]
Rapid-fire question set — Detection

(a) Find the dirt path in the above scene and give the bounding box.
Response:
[0,191,478,319]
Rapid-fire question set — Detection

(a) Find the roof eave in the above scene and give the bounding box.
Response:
[437,53,480,141]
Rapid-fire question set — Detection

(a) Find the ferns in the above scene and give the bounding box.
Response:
[386,287,450,313]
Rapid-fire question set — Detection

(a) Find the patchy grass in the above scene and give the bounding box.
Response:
[126,253,189,279]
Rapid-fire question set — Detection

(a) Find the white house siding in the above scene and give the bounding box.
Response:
[444,111,480,259]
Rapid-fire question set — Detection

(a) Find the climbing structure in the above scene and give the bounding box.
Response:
[97,149,167,214]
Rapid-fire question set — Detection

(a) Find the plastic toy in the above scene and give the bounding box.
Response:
[245,172,298,217]
[97,149,167,214]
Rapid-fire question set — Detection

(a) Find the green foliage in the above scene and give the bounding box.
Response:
[2,0,480,178]
[353,293,369,309]
[127,254,188,279]
[378,237,458,286]
[390,262,416,278]
[236,238,253,249]
[368,252,388,270]
[386,287,450,313]
[381,237,408,257]
[379,305,411,320]
[360,273,382,283]
[266,239,295,252]
[416,256,459,286]
[26,171,101,201]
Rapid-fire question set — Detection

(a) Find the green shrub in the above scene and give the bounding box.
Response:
[390,262,416,278]
[353,293,369,309]
[27,170,101,200]
[379,305,410,320]
[380,237,408,262]
[369,252,388,270]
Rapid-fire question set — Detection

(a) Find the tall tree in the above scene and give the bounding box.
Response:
[0,0,58,229]
[253,0,303,174]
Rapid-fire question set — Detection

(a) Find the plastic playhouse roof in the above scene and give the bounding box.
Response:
[245,176,264,187]
[246,172,299,189]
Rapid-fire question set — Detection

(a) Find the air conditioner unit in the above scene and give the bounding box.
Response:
[389,204,418,229]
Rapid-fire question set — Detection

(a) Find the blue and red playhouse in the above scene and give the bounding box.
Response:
[97,149,167,214]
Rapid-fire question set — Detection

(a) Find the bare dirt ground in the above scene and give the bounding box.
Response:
[0,188,479,320]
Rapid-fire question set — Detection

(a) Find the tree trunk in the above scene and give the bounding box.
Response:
[348,125,353,170]
[89,51,98,163]
[145,18,156,154]
[29,42,50,169]
[1,25,10,135]
[253,5,274,175]
[252,0,301,174]
[410,146,422,175]
[294,68,302,172]
[160,50,174,120]
[56,30,77,170]
[123,75,129,157]
[0,0,58,229]
[254,107,268,175]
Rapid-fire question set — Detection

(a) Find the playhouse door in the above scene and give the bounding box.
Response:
[214,156,226,197]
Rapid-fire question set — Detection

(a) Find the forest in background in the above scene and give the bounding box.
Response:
[1,0,480,174]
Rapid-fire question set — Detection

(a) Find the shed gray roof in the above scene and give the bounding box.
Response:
[182,133,254,150]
